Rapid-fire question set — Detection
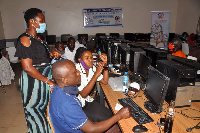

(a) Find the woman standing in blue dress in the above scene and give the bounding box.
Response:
[15,8,55,133]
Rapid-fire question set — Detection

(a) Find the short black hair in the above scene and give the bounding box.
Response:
[55,41,63,48]
[182,32,188,37]
[74,47,88,63]
[68,37,75,42]
[24,8,42,27]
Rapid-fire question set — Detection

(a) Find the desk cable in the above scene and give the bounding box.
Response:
[125,89,142,99]
[177,108,200,120]
[186,122,200,132]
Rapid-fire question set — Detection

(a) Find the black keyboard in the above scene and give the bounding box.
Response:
[118,97,154,124]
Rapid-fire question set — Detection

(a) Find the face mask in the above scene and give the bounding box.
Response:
[82,40,87,45]
[168,43,175,52]
[63,85,79,95]
[36,23,46,33]
[80,59,90,70]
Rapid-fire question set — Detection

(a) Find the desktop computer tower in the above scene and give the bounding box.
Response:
[191,82,200,101]
[169,55,200,82]
[129,48,146,72]
[175,86,193,107]
[156,60,196,104]
[118,44,130,65]
[143,47,169,67]
[108,40,123,64]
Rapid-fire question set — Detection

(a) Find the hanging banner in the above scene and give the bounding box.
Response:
[150,11,171,48]
[83,7,123,27]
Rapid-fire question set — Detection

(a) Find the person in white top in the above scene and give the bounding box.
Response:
[75,34,87,50]
[75,40,86,50]
[75,47,113,122]
[65,37,77,62]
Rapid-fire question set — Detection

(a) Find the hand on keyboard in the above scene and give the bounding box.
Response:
[118,97,154,124]
[116,106,132,120]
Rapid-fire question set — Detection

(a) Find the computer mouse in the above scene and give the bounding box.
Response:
[130,82,140,90]
[132,125,148,132]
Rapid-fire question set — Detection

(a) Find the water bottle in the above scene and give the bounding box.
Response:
[98,49,101,62]
[164,100,175,133]
[98,49,101,56]
[122,72,129,94]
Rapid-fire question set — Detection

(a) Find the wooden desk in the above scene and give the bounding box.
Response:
[100,83,200,133]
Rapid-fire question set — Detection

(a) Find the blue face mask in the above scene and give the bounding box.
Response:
[82,40,87,45]
[36,23,46,33]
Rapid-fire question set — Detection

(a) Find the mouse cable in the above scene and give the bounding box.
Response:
[179,108,200,120]
[125,89,141,99]
[186,122,200,132]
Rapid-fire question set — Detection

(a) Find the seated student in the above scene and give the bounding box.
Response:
[50,41,66,64]
[49,59,131,133]
[65,37,77,62]
[168,38,187,58]
[54,41,65,55]
[180,32,189,42]
[75,34,87,49]
[75,47,113,122]
[50,50,65,64]
[188,33,200,61]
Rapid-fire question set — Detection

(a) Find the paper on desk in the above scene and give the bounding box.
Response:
[115,103,123,110]
[108,76,123,91]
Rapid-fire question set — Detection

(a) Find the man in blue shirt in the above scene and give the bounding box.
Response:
[49,60,131,133]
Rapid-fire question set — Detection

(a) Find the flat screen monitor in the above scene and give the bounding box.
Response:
[137,54,151,81]
[144,65,170,113]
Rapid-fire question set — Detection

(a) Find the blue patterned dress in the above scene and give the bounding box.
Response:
[15,33,52,133]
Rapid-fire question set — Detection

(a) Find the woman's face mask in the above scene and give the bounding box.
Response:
[36,23,46,33]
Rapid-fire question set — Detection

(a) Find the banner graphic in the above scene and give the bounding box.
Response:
[83,7,123,27]
[150,11,171,48]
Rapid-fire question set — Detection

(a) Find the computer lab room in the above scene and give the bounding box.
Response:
[0,0,200,133]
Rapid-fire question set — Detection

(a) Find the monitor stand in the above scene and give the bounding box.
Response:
[144,101,157,113]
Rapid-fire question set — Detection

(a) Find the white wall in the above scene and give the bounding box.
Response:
[176,0,200,35]
[0,0,199,39]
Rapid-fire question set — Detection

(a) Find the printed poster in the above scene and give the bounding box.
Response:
[150,11,171,48]
[83,7,123,27]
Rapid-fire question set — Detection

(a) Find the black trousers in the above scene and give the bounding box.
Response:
[83,101,113,122]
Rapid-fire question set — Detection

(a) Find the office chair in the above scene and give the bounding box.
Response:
[6,47,20,65]
[0,56,15,93]
[182,42,189,55]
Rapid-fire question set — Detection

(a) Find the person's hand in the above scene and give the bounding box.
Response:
[99,53,107,66]
[95,61,104,77]
[47,80,56,91]
[116,107,132,120]
[50,50,62,58]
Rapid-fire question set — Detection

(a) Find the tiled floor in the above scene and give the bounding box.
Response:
[0,63,27,133]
